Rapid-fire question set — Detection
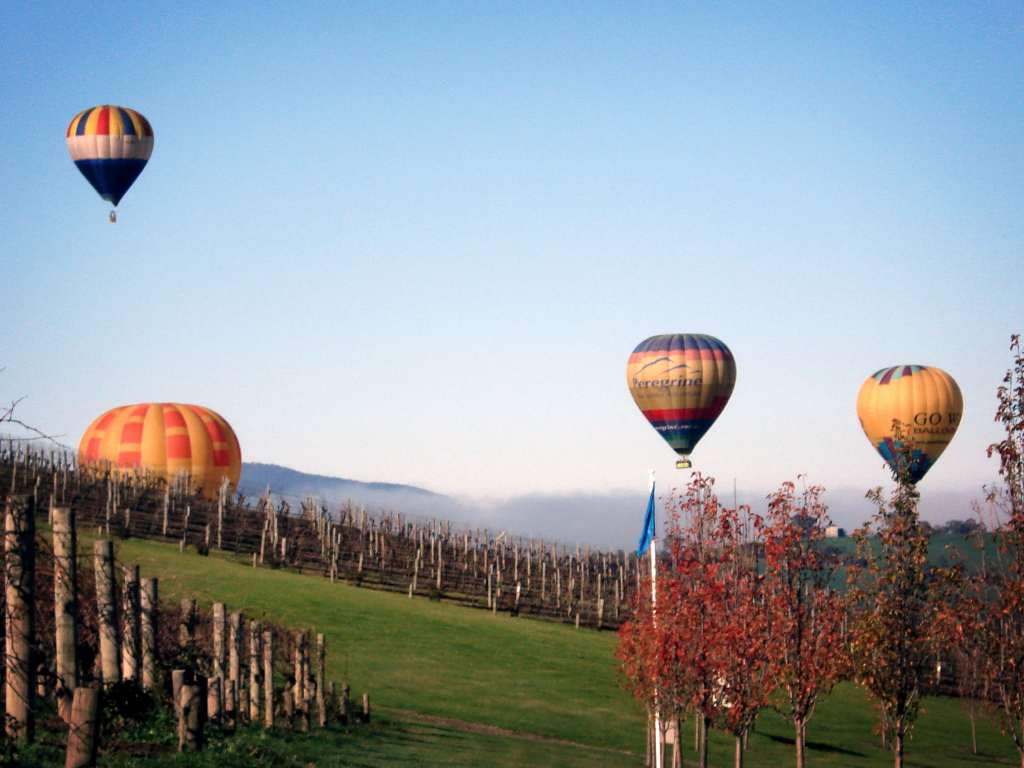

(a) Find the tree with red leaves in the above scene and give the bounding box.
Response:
[618,474,777,768]
[762,480,848,768]
[710,518,775,768]
[618,475,720,768]
[972,335,1024,767]
[847,450,937,768]
[935,558,988,756]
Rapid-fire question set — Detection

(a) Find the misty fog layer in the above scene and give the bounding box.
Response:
[237,462,995,550]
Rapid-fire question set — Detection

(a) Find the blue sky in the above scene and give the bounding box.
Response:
[3,2,1022,504]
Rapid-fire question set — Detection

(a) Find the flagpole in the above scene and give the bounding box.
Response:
[648,469,662,768]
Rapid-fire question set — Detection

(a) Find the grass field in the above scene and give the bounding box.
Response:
[37,533,1021,767]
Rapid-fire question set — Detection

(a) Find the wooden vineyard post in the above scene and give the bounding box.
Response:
[262,628,275,728]
[362,693,371,724]
[178,680,206,752]
[294,630,309,732]
[141,578,158,691]
[121,564,141,682]
[171,669,186,718]
[207,675,222,724]
[52,506,78,723]
[300,630,312,731]
[212,603,226,706]
[291,632,301,729]
[303,639,315,730]
[93,540,121,686]
[5,496,36,742]
[316,633,326,728]
[179,598,197,654]
[240,666,249,721]
[217,478,224,550]
[340,682,350,724]
[282,688,295,727]
[228,610,243,723]
[64,687,100,768]
[225,680,237,730]
[249,620,262,724]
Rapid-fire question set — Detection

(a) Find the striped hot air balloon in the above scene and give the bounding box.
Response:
[856,365,963,484]
[627,334,736,468]
[66,105,154,216]
[78,403,241,499]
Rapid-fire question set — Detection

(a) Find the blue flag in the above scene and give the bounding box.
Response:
[636,482,656,558]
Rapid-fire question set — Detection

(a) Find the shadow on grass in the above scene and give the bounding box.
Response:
[764,732,866,758]
[338,720,489,767]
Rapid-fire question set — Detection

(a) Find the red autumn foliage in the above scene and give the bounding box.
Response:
[762,480,848,768]
[960,335,1024,765]
[618,474,776,768]
[847,468,937,768]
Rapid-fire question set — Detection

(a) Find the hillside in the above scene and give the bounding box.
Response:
[238,462,456,515]
[67,533,1019,768]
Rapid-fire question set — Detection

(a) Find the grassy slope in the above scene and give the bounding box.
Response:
[84,534,1019,767]
[103,537,639,750]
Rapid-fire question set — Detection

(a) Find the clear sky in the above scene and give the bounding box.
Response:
[3,2,1022,503]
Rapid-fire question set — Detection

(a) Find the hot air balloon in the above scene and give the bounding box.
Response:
[79,403,241,499]
[627,334,736,468]
[66,105,154,222]
[856,365,963,484]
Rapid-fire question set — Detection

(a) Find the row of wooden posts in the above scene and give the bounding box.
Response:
[3,494,372,766]
[168,622,371,753]
[1,446,642,630]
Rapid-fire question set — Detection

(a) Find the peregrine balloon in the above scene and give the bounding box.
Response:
[79,403,241,498]
[627,334,736,468]
[856,365,963,483]
[66,105,153,216]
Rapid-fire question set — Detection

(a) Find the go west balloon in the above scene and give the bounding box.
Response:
[626,334,736,469]
[66,105,153,221]
[79,403,241,499]
[856,365,963,484]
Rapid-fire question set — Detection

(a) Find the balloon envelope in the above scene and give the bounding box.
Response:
[856,365,963,483]
[626,334,736,462]
[66,105,153,206]
[78,403,241,498]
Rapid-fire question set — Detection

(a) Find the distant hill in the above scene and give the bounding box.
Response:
[238,462,455,517]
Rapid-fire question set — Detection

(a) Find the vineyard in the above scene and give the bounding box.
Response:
[0,445,641,633]
[0,498,377,767]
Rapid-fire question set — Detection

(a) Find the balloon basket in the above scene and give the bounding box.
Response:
[675,459,692,470]
[109,210,117,223]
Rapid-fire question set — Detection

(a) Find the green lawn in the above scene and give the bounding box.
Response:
[49,533,1021,767]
